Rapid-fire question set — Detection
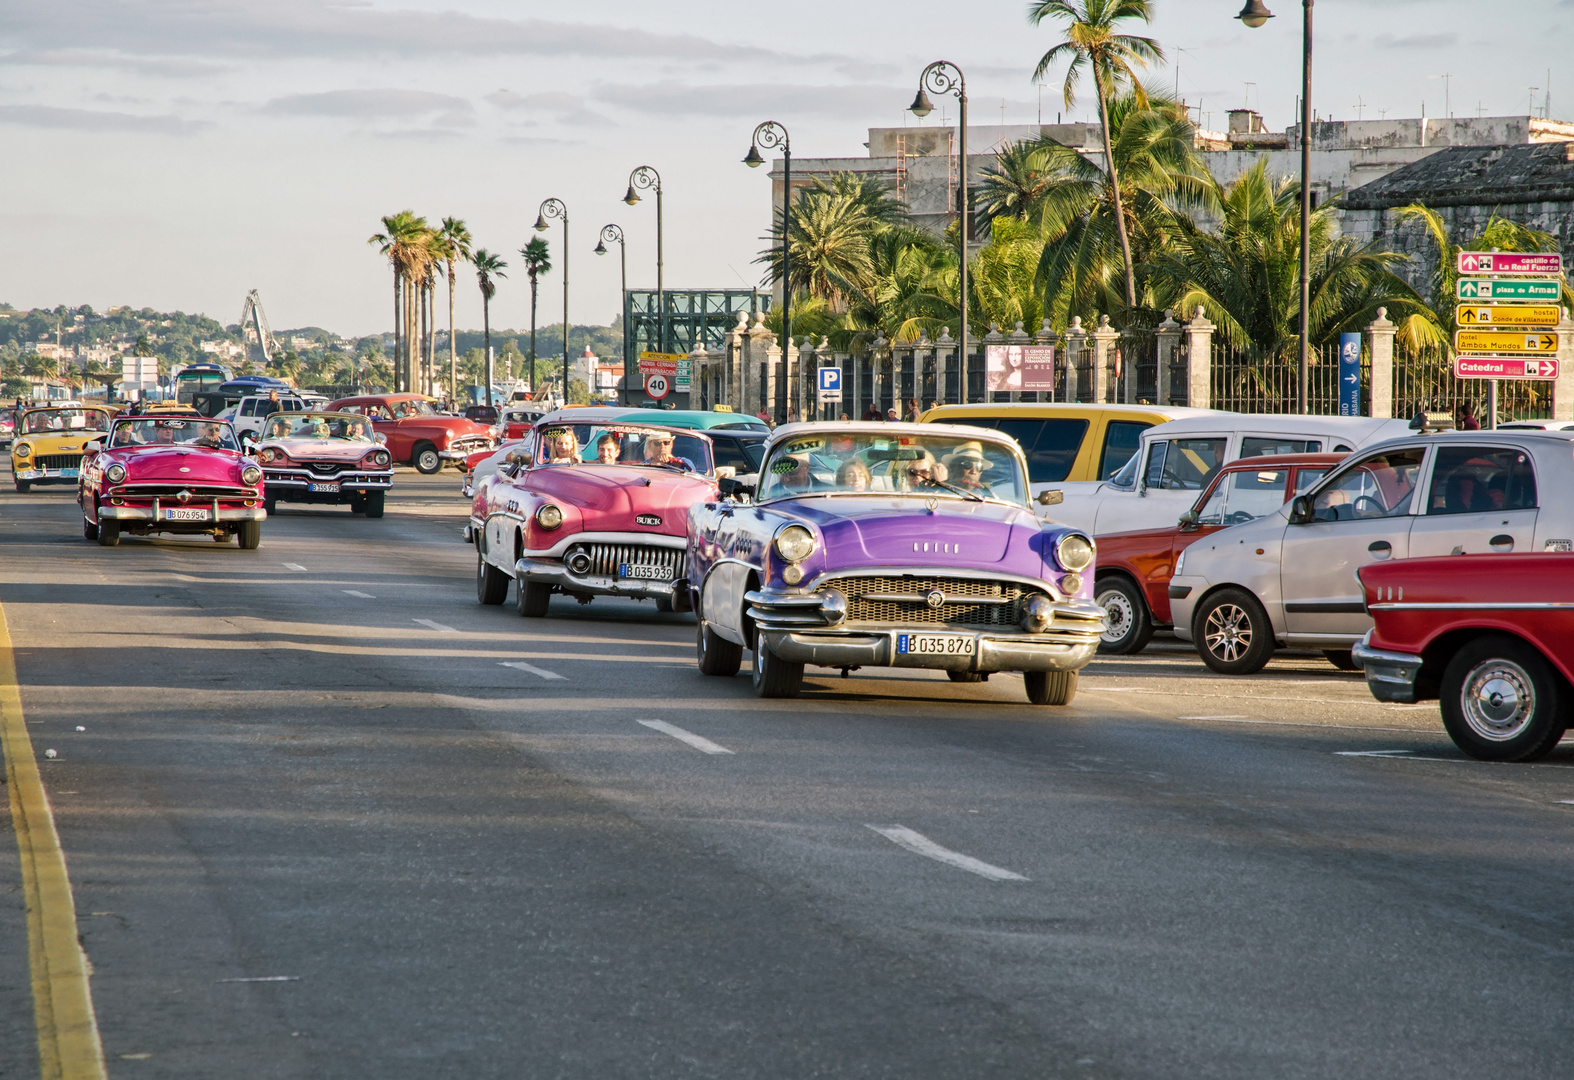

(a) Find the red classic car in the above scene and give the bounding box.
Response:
[1094,453,1346,654]
[1354,554,1574,762]
[326,394,494,474]
[78,413,266,548]
[468,415,718,617]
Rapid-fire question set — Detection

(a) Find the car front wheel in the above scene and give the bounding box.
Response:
[752,631,803,698]
[236,521,261,549]
[1440,636,1567,761]
[477,548,510,605]
[696,618,742,676]
[414,443,442,474]
[1024,670,1077,705]
[1095,576,1154,655]
[364,491,385,519]
[1193,588,1275,675]
[517,580,551,617]
[97,518,119,547]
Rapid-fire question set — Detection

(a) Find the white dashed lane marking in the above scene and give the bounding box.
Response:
[342,590,376,599]
[636,719,734,755]
[866,825,1028,881]
[499,661,565,681]
[413,618,458,633]
[282,563,307,572]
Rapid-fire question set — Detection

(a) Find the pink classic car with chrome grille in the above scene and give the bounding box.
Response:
[78,412,266,548]
[468,413,718,617]
[251,411,394,517]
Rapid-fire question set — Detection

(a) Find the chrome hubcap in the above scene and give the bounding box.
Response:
[1204,603,1252,662]
[1098,589,1134,644]
[1461,660,1534,741]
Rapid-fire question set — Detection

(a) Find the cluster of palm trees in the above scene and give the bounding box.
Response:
[368,214,556,405]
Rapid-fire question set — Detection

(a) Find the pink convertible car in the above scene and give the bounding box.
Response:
[468,412,718,617]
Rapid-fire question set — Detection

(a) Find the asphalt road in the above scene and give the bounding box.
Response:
[1,467,1571,1079]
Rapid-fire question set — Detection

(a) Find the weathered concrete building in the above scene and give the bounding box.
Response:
[1342,142,1574,288]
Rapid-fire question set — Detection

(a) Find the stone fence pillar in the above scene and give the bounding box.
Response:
[935,328,955,404]
[1554,308,1574,422]
[724,311,746,413]
[1155,309,1181,407]
[1062,316,1086,403]
[1365,307,1395,419]
[1182,306,1214,409]
[1033,319,1057,404]
[1090,314,1118,404]
[1007,320,1030,403]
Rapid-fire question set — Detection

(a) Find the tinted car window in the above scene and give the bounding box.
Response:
[1099,421,1151,481]
[1241,436,1320,458]
[1148,438,1226,490]
[712,436,765,474]
[1293,467,1330,493]
[959,417,1089,483]
[1427,446,1536,515]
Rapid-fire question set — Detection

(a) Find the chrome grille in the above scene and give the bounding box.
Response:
[817,574,1038,627]
[115,484,255,499]
[567,542,685,579]
[35,454,83,471]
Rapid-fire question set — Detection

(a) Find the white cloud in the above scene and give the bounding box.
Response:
[0,104,208,134]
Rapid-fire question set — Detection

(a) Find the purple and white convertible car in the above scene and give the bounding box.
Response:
[686,422,1106,703]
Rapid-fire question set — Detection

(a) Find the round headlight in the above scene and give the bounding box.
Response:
[1056,532,1095,572]
[372,450,390,468]
[536,504,564,530]
[14,442,30,458]
[104,463,127,484]
[241,465,263,486]
[774,524,816,563]
[782,564,805,585]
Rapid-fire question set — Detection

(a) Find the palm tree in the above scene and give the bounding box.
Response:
[519,237,552,395]
[757,173,911,313]
[1031,90,1214,327]
[368,211,433,392]
[1150,161,1436,357]
[473,249,507,407]
[975,138,1060,230]
[1029,0,1163,312]
[438,217,473,403]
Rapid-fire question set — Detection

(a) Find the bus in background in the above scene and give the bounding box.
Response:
[173,363,233,404]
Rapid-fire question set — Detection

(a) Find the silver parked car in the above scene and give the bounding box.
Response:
[1167,428,1573,674]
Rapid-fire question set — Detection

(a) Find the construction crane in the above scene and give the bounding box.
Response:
[238,289,277,366]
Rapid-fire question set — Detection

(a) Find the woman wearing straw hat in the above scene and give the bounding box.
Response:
[941,440,996,495]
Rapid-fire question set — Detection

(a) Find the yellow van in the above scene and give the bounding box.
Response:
[919,402,1219,502]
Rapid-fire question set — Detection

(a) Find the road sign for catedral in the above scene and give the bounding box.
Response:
[1454,356,1560,381]
[1456,252,1564,276]
[1455,278,1562,302]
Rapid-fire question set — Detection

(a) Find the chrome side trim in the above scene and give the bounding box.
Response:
[1369,601,1574,611]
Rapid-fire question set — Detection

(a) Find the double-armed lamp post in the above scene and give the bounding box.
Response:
[1238,0,1312,414]
[623,166,664,354]
[595,224,627,402]
[744,121,791,420]
[533,198,569,403]
[909,62,969,403]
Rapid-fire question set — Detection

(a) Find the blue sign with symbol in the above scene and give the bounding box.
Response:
[1338,333,1361,417]
[818,367,841,392]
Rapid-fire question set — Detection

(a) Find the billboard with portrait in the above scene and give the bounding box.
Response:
[986,344,1056,393]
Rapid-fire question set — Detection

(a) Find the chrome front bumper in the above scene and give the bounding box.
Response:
[264,470,393,491]
[515,557,684,603]
[100,503,266,522]
[1352,631,1424,703]
[15,468,76,481]
[746,586,1105,673]
[441,444,491,462]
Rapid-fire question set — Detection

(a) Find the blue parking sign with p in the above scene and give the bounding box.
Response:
[818,367,841,392]
[1338,333,1361,417]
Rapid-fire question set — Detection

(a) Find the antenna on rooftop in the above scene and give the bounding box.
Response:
[1352,95,1365,120]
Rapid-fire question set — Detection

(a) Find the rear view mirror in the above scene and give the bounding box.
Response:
[1288,495,1313,524]
[1036,489,1064,507]
[1177,509,1200,532]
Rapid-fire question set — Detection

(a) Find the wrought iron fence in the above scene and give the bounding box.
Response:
[1210,343,1357,414]
[1392,345,1551,423]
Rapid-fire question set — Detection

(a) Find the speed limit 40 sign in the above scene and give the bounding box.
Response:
[644,372,671,400]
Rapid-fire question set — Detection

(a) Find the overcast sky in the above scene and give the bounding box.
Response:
[1,0,1569,337]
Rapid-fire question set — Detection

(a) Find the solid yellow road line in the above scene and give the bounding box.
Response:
[0,601,107,1080]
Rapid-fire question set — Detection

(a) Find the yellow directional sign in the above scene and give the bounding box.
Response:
[1454,329,1559,355]
[1456,304,1561,328]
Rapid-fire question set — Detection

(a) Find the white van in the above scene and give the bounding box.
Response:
[1044,414,1415,535]
[222,394,309,440]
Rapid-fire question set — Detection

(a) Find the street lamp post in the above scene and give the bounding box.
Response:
[624,167,664,357]
[596,224,627,404]
[744,121,791,422]
[534,198,569,406]
[910,61,969,404]
[1238,0,1312,414]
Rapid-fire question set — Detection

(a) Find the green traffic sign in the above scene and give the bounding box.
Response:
[1455,278,1562,302]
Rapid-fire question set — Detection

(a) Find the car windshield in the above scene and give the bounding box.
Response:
[757,430,1028,505]
[22,408,109,434]
[262,412,375,441]
[391,399,436,418]
[532,424,714,475]
[108,417,240,451]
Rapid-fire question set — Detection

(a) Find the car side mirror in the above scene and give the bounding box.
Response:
[84,440,102,454]
[241,431,257,445]
[715,465,736,480]
[718,476,754,500]
[1177,509,1200,532]
[374,433,387,445]
[1036,489,1063,507]
[1288,495,1314,525]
